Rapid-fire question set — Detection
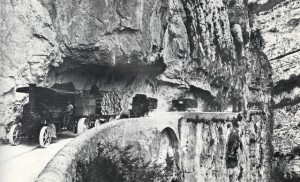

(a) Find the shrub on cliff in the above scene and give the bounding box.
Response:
[271,159,300,182]
[76,141,181,182]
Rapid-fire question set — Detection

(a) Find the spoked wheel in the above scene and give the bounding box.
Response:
[94,119,101,127]
[9,124,21,146]
[39,126,51,148]
[77,118,88,135]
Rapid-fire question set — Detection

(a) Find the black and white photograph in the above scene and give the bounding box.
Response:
[0,0,299,181]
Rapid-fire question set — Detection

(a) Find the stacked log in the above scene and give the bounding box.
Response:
[96,91,121,116]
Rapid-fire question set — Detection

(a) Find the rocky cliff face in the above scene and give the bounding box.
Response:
[179,114,271,182]
[1,0,272,124]
[254,0,300,179]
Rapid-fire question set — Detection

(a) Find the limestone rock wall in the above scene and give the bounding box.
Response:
[44,0,272,111]
[255,0,300,83]
[179,115,271,182]
[254,0,300,179]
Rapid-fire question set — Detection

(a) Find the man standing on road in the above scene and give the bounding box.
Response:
[63,101,74,130]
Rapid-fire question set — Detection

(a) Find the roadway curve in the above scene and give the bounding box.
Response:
[0,131,77,182]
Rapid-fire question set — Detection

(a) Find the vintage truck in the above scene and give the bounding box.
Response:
[171,98,198,111]
[129,94,158,117]
[9,84,121,147]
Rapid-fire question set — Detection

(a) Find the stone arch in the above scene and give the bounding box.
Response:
[161,127,179,147]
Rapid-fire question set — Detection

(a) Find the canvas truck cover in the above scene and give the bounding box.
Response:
[75,91,96,117]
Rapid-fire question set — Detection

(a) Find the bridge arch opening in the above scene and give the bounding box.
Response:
[158,127,180,175]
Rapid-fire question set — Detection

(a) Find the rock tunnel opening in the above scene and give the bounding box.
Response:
[50,56,167,78]
[188,85,242,112]
[47,56,167,112]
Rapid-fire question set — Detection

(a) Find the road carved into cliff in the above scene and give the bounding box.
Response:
[0,132,76,182]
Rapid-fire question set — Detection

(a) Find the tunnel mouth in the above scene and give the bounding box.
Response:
[51,57,167,77]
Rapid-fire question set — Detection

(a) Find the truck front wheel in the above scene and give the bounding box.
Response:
[39,126,51,148]
[77,118,88,134]
[9,124,21,146]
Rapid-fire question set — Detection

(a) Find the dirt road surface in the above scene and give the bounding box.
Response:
[0,131,77,182]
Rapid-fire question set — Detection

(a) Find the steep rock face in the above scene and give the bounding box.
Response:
[255,0,300,83]
[41,0,272,110]
[1,0,273,179]
[0,0,60,138]
[179,115,270,182]
[254,0,300,179]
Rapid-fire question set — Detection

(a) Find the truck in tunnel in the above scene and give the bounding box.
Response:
[8,84,75,147]
[8,84,121,147]
[74,89,121,134]
[129,94,158,117]
[171,98,198,112]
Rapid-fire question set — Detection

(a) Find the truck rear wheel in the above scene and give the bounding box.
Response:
[77,118,88,134]
[9,124,21,146]
[39,126,51,148]
[108,116,115,122]
[94,119,101,127]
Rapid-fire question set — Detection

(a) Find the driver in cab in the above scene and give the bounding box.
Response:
[63,101,74,130]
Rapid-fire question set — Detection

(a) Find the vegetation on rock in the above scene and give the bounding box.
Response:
[76,141,181,182]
